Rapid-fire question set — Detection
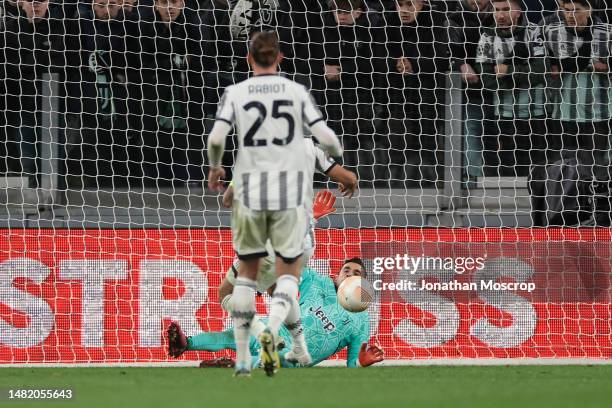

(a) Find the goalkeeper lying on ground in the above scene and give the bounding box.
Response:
[169,145,356,368]
[167,259,384,368]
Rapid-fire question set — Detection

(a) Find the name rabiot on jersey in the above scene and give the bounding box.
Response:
[216,74,325,212]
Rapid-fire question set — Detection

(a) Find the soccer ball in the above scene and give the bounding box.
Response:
[337,276,374,313]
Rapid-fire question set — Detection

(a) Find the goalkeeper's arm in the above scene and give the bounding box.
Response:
[357,343,385,367]
[347,337,384,368]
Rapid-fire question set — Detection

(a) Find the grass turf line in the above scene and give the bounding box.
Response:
[1,366,610,408]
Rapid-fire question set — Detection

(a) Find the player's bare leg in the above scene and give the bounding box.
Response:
[232,258,259,377]
[260,255,311,375]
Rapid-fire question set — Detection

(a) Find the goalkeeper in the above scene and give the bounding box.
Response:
[168,259,384,368]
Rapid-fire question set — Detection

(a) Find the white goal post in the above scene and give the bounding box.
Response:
[0,0,611,365]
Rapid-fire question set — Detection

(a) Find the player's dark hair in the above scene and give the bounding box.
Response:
[343,257,367,278]
[249,31,279,68]
[491,0,524,7]
[396,0,424,6]
[562,0,592,8]
[327,0,364,11]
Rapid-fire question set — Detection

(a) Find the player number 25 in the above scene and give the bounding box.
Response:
[243,100,295,147]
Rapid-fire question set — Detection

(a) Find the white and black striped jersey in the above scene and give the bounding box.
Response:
[541,15,612,122]
[542,15,612,61]
[474,20,547,119]
[216,74,326,211]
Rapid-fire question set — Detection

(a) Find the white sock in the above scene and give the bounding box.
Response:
[223,293,266,338]
[267,275,299,337]
[231,277,256,368]
[285,296,307,354]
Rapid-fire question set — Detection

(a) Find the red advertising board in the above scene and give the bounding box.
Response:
[0,229,610,363]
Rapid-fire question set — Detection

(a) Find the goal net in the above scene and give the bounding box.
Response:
[0,0,611,364]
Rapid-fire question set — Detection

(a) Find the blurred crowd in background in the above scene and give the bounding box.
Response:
[0,0,611,189]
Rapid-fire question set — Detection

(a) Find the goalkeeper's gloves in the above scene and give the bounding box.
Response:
[313,190,336,220]
[358,343,384,367]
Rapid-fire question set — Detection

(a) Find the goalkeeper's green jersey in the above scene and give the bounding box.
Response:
[186,267,371,367]
[283,268,370,367]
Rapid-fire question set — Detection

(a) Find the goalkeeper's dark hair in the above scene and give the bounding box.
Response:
[249,31,279,68]
[343,257,367,278]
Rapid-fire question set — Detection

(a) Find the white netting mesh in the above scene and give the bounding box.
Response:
[0,0,611,364]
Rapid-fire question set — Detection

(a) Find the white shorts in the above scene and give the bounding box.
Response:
[225,236,315,293]
[231,200,308,261]
[225,242,277,292]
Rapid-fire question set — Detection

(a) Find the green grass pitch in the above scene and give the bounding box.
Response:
[1,366,611,408]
